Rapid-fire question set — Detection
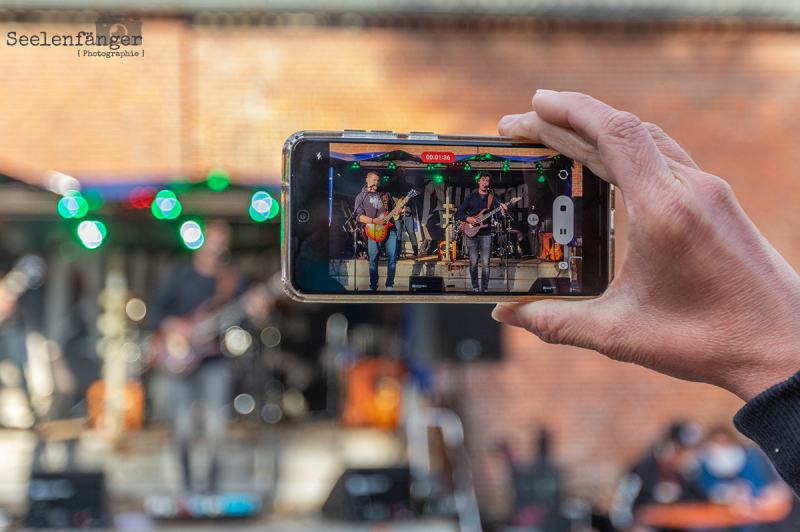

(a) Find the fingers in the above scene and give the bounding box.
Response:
[530,91,675,193]
[499,110,611,183]
[492,299,614,353]
[643,122,700,171]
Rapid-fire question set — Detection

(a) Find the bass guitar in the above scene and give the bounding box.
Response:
[459,197,522,238]
[151,285,269,376]
[364,190,418,242]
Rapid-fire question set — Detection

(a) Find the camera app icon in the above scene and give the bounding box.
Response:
[95,15,142,42]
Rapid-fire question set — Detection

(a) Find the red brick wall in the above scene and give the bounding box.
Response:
[3,18,800,512]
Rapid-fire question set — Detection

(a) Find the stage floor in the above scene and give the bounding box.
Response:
[330,254,571,292]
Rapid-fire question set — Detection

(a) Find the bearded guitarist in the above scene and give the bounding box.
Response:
[456,172,508,292]
[149,219,268,494]
[354,172,399,291]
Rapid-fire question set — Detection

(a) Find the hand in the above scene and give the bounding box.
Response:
[373,217,386,227]
[500,204,508,213]
[467,217,479,226]
[493,91,800,401]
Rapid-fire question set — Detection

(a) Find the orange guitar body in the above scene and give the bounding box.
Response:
[364,214,394,242]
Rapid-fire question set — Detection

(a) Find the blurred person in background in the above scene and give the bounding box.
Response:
[611,423,705,532]
[149,220,268,495]
[696,426,790,531]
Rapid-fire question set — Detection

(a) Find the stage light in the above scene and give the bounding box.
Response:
[538,174,546,183]
[57,191,88,219]
[351,162,360,169]
[433,174,443,184]
[388,162,396,170]
[77,221,106,249]
[152,190,181,220]
[464,163,471,171]
[206,167,230,191]
[503,163,510,172]
[180,221,204,250]
[427,163,434,171]
[250,191,279,222]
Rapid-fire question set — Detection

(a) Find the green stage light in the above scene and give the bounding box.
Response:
[57,191,88,219]
[388,162,396,170]
[464,163,471,171]
[351,162,360,169]
[538,174,546,183]
[152,190,182,220]
[207,167,230,191]
[432,174,443,184]
[250,191,279,222]
[427,163,434,171]
[77,220,106,249]
[503,163,510,172]
[180,221,204,250]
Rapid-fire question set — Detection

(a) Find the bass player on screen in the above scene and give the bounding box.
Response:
[457,172,509,292]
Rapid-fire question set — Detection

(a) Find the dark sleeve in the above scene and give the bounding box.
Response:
[353,191,367,219]
[733,370,800,495]
[456,195,471,222]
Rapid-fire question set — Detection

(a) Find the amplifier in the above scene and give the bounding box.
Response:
[27,471,108,528]
[408,275,445,292]
[529,277,572,294]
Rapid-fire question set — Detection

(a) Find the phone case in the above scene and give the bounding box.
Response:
[282,130,614,303]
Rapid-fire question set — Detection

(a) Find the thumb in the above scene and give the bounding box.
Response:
[492,299,614,353]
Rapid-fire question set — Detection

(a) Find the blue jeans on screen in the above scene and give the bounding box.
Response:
[397,215,418,254]
[368,229,398,290]
[466,233,492,291]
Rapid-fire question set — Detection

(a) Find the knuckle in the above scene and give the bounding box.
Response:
[602,111,645,140]
[530,307,565,344]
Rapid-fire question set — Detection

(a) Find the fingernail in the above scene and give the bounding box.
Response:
[536,89,557,95]
[491,305,521,327]
[500,114,521,124]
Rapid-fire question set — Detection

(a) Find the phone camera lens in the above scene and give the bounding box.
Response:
[297,210,310,223]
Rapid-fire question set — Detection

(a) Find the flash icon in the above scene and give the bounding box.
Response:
[316,152,322,160]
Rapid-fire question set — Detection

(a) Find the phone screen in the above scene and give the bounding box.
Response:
[289,138,611,297]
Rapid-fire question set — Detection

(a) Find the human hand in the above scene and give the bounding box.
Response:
[467,217,479,226]
[493,91,800,401]
[373,217,386,227]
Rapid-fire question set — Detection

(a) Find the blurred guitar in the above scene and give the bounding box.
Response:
[364,190,418,242]
[0,254,46,326]
[459,197,521,238]
[151,285,269,376]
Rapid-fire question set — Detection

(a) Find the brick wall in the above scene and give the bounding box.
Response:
[3,18,800,513]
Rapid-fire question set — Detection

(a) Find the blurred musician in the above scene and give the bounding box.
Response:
[149,220,268,494]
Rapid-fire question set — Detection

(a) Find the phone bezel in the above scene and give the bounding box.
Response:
[282,130,614,303]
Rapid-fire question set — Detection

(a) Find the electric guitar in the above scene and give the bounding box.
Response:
[459,197,522,238]
[364,190,418,242]
[151,285,269,376]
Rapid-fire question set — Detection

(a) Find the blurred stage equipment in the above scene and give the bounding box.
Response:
[407,408,482,532]
[144,493,262,519]
[26,472,108,528]
[322,467,413,521]
[341,358,403,430]
[85,380,144,432]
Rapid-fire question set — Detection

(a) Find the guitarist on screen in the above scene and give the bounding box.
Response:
[456,172,508,292]
[149,219,269,494]
[354,172,399,291]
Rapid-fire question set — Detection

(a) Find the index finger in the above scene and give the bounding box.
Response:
[532,91,674,194]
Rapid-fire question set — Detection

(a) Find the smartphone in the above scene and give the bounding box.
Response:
[282,130,614,303]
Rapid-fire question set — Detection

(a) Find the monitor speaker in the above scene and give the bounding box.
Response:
[408,275,445,292]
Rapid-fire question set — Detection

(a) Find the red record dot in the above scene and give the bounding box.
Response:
[130,187,143,209]
[140,186,157,208]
